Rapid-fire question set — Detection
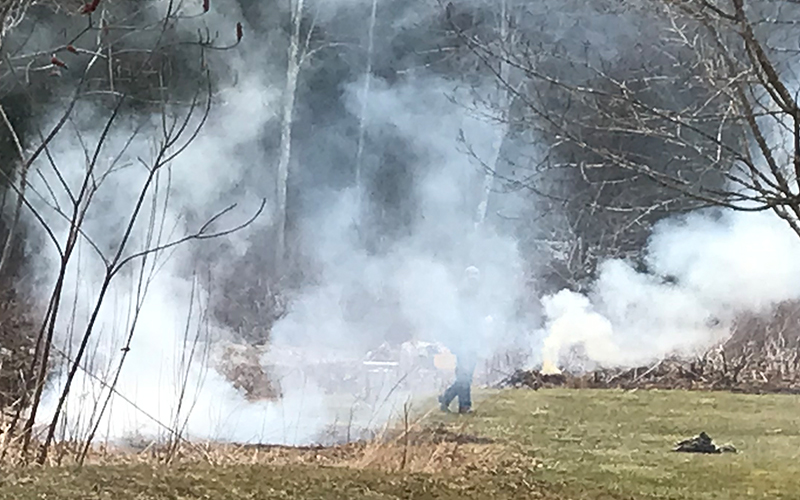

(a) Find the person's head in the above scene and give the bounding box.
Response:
[460,266,481,296]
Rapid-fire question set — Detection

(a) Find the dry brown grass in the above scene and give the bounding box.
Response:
[343,422,511,475]
[0,405,521,479]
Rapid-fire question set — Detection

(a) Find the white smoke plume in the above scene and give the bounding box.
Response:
[26,75,307,444]
[16,0,312,444]
[25,0,785,447]
[265,74,531,426]
[539,209,800,372]
[15,0,533,447]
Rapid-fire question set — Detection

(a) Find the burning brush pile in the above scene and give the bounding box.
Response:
[501,300,800,394]
[216,343,279,400]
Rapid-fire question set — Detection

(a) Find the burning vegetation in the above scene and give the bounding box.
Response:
[503,300,800,394]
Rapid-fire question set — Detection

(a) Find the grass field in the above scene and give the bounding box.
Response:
[3,388,800,499]
[447,388,800,499]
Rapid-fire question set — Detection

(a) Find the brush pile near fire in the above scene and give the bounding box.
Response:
[502,300,800,394]
[498,357,800,393]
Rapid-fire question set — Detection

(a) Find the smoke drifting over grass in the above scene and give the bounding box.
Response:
[16,0,800,449]
[262,75,530,436]
[19,1,532,446]
[27,80,287,444]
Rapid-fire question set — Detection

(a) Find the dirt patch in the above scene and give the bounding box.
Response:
[379,423,495,446]
[348,433,513,475]
[421,424,495,445]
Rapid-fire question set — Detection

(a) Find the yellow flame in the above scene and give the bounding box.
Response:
[541,359,562,375]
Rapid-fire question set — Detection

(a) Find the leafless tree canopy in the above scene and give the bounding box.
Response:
[455,0,800,279]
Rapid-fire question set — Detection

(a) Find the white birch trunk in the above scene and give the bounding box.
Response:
[275,0,304,268]
[354,0,378,215]
[475,0,510,230]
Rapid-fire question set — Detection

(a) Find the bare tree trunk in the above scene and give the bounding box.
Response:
[475,0,510,230]
[0,172,27,275]
[354,0,378,213]
[275,0,304,269]
[0,103,28,278]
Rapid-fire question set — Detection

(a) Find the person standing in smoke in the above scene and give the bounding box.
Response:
[439,265,486,414]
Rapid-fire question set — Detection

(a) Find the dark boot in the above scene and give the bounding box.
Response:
[439,384,458,412]
[453,353,475,412]
[455,376,472,412]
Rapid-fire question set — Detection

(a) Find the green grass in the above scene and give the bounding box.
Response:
[4,388,800,499]
[0,462,547,500]
[442,388,800,499]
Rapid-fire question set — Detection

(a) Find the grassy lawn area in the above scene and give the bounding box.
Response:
[3,388,800,499]
[443,388,800,499]
[0,463,540,500]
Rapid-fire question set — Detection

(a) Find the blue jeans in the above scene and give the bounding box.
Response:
[440,352,477,411]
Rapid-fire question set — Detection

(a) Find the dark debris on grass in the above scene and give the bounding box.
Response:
[673,432,737,454]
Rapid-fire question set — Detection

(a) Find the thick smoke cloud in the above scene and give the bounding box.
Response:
[539,210,800,372]
[16,0,530,445]
[274,74,528,352]
[28,79,290,443]
[14,0,800,446]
